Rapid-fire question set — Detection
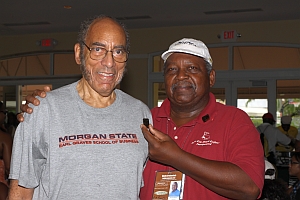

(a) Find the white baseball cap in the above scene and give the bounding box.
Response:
[265,160,276,180]
[161,38,213,66]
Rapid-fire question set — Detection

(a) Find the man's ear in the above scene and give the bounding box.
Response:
[209,69,216,87]
[74,43,81,64]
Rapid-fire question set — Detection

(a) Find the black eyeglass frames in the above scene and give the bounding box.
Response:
[82,42,128,63]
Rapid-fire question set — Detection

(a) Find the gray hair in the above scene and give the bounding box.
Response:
[205,61,212,74]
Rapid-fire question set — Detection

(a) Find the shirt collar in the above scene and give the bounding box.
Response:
[155,92,218,125]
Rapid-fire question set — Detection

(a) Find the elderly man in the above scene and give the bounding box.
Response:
[140,38,264,199]
[8,15,151,199]
[18,38,264,199]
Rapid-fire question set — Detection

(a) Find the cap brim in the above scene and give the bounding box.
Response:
[161,50,190,61]
[161,49,210,65]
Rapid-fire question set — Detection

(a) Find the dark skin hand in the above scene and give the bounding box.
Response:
[141,124,260,200]
[17,86,51,122]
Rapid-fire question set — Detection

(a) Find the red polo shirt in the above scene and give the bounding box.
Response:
[140,93,264,199]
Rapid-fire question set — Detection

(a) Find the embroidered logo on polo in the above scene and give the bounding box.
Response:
[58,133,139,148]
[191,131,220,146]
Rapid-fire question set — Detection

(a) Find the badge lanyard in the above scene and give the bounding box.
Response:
[151,118,195,200]
[166,117,195,151]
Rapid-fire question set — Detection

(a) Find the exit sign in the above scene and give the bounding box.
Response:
[220,30,238,42]
[37,38,57,49]
[41,38,53,47]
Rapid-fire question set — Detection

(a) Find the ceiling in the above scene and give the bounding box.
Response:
[0,1,299,36]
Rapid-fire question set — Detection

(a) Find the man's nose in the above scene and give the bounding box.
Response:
[101,51,115,68]
[176,68,188,80]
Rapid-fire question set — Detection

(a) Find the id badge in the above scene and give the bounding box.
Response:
[152,170,185,200]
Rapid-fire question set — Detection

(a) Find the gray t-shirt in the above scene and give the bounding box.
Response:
[9,81,152,199]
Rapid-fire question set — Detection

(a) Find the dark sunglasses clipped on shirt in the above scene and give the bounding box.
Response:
[265,169,275,176]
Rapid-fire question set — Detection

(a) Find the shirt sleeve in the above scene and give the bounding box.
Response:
[226,109,265,195]
[276,129,292,145]
[9,101,49,188]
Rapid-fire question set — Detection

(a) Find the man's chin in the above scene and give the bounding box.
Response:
[172,91,195,100]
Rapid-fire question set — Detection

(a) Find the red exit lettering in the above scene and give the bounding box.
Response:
[41,39,52,47]
[224,31,235,39]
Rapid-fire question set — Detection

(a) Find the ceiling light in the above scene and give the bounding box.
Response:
[205,8,262,15]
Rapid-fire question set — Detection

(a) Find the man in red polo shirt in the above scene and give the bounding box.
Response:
[140,38,264,199]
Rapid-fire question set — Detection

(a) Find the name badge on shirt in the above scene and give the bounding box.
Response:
[152,170,185,200]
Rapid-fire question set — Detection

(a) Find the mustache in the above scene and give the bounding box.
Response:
[171,81,196,91]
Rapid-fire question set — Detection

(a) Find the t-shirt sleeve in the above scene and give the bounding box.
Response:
[9,101,49,188]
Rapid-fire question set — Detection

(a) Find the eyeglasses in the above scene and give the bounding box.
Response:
[0,110,7,115]
[83,42,128,63]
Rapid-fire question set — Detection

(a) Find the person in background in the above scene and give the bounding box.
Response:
[257,113,294,165]
[5,112,19,139]
[259,179,290,200]
[276,115,299,152]
[18,38,265,199]
[8,15,151,200]
[0,103,7,133]
[0,102,13,200]
[259,159,290,200]
[295,140,300,152]
[296,128,300,152]
[288,152,300,199]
